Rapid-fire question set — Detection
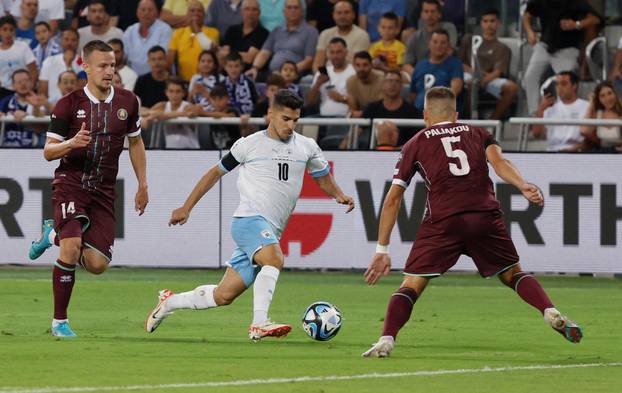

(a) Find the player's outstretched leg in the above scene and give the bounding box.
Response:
[248,245,291,341]
[145,268,246,333]
[363,276,429,358]
[499,264,583,343]
[29,219,55,260]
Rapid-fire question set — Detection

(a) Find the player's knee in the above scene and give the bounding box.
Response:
[499,264,522,287]
[81,253,109,275]
[213,289,236,306]
[87,263,108,275]
[255,246,284,270]
[268,255,284,270]
[400,276,428,295]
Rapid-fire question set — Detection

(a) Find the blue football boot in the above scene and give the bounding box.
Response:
[29,219,55,260]
[51,321,77,337]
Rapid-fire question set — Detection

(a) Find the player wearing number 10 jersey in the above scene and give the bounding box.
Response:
[362,87,582,358]
[144,90,355,341]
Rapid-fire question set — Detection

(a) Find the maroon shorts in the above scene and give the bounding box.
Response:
[404,210,519,278]
[52,183,115,261]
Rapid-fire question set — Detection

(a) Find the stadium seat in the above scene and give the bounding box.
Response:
[499,37,532,116]
[585,36,607,82]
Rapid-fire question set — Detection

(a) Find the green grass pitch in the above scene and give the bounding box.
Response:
[1,267,621,393]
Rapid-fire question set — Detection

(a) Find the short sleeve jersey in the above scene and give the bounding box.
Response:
[219,130,330,232]
[368,39,406,69]
[393,122,500,223]
[47,86,141,197]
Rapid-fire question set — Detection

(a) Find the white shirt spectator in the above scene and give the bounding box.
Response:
[311,64,356,116]
[0,40,36,89]
[10,0,64,23]
[39,54,81,102]
[118,65,138,91]
[122,19,172,76]
[77,25,124,52]
[163,101,200,149]
[543,98,589,151]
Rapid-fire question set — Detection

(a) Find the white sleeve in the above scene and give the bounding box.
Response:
[23,44,36,66]
[306,139,329,178]
[40,58,51,82]
[543,105,555,118]
[229,136,249,163]
[48,0,65,20]
[9,1,20,16]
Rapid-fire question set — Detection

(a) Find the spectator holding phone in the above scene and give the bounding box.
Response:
[305,37,355,117]
[531,71,589,152]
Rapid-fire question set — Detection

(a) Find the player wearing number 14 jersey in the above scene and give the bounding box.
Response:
[28,41,149,337]
[362,87,582,358]
[144,90,355,341]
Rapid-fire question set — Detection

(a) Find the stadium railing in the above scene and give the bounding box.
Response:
[0,116,51,147]
[147,117,371,149]
[3,116,621,153]
[369,119,502,150]
[509,117,622,151]
[0,116,372,148]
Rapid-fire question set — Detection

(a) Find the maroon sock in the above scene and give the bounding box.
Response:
[53,259,76,320]
[505,272,554,314]
[381,287,419,339]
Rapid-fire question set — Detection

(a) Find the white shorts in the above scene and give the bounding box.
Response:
[464,72,509,99]
[482,78,509,99]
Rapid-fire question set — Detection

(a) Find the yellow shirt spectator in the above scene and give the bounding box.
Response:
[169,26,219,81]
[369,39,405,70]
[163,0,211,16]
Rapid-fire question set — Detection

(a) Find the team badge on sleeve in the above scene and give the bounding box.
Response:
[117,108,128,120]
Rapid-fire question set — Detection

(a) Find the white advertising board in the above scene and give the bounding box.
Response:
[0,150,221,267]
[2,150,621,273]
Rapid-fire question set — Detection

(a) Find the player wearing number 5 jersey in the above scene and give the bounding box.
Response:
[362,87,582,358]
[145,90,355,341]
[28,41,148,337]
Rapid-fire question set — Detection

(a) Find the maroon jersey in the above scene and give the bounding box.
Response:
[393,122,500,223]
[47,86,141,197]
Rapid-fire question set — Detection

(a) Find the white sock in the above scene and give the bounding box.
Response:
[252,265,280,324]
[48,228,56,245]
[52,318,68,328]
[166,285,217,311]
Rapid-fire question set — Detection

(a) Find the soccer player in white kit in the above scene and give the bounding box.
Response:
[145,90,355,340]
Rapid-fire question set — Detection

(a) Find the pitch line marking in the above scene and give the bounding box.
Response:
[1,362,620,393]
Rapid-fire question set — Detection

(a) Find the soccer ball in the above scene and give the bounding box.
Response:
[301,301,342,341]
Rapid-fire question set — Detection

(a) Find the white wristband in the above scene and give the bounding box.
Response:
[376,244,389,254]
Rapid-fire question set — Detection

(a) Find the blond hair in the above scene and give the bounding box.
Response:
[424,87,456,117]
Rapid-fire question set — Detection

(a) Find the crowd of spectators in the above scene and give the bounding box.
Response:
[0,0,620,153]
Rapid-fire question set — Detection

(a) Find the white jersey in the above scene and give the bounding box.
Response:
[220,130,330,233]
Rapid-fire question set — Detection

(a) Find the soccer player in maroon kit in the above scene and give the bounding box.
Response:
[29,40,148,337]
[362,87,583,357]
